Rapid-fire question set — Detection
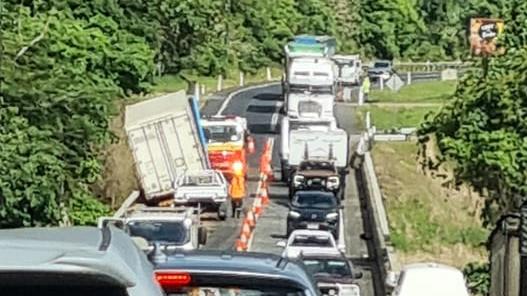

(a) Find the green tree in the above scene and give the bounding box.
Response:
[419,0,527,224]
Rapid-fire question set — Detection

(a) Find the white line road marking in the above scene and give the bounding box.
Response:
[217,82,280,115]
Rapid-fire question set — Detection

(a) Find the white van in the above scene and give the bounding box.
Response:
[333,54,362,85]
[386,263,470,296]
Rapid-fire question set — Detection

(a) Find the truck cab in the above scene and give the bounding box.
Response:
[291,160,344,200]
[285,91,335,120]
[201,116,254,181]
[98,206,207,251]
[284,57,338,97]
[333,54,362,86]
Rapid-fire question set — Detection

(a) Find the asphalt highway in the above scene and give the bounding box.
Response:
[200,84,383,295]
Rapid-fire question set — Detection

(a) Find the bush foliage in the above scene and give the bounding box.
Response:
[1,0,523,226]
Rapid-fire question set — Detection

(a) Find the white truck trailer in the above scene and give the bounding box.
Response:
[125,91,209,201]
[280,117,348,182]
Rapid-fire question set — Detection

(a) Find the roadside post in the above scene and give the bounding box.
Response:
[520,200,527,296]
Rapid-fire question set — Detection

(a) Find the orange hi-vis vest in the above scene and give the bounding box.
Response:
[229,175,245,200]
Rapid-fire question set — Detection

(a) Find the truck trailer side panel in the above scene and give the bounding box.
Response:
[125,91,208,200]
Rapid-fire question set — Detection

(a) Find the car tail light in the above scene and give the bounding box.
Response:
[155,272,191,287]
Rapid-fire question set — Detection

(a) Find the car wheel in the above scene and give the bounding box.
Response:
[218,203,228,221]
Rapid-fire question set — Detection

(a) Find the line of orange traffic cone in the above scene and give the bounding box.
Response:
[235,138,273,252]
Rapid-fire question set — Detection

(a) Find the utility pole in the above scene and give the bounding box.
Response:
[520,200,527,296]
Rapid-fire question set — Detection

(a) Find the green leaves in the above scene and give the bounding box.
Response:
[419,0,527,225]
[0,4,154,227]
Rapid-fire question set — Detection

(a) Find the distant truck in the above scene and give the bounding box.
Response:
[333,54,362,86]
[98,192,208,251]
[201,115,254,181]
[125,91,209,201]
[283,57,338,98]
[280,117,348,182]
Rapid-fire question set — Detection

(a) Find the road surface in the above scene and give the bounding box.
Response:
[199,84,385,295]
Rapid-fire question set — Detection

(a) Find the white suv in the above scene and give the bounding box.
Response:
[386,262,470,296]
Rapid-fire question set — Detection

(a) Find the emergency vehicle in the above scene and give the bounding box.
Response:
[201,116,255,214]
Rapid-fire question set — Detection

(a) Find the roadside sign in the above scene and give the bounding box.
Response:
[386,74,404,92]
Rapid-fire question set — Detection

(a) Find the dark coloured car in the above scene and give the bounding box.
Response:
[150,249,321,296]
[301,251,363,296]
[287,190,341,239]
[367,59,394,80]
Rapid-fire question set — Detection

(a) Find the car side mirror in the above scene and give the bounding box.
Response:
[276,241,287,248]
[385,271,399,290]
[353,271,364,279]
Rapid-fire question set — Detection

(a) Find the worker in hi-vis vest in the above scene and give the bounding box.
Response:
[229,175,245,217]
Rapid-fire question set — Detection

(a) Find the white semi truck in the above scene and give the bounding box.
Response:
[125,91,209,201]
[280,117,348,182]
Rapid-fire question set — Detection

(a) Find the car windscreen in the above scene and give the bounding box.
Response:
[303,258,352,277]
[291,235,333,247]
[128,221,189,245]
[159,273,307,296]
[373,62,389,68]
[204,125,242,143]
[180,175,218,186]
[0,273,128,296]
[292,193,337,209]
[0,286,128,296]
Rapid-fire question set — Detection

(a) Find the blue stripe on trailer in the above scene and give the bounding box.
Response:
[189,96,210,168]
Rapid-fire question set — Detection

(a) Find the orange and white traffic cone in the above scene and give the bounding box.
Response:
[245,210,256,228]
[252,197,263,219]
[260,185,270,206]
[236,234,248,251]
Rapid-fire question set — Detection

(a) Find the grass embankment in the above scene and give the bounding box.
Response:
[372,142,488,268]
[354,80,455,131]
[369,80,457,103]
[355,106,439,131]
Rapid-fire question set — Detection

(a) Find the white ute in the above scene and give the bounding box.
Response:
[173,170,229,220]
[277,229,344,259]
[386,262,470,296]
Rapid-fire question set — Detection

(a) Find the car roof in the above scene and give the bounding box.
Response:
[0,226,146,288]
[154,250,316,290]
[399,263,469,296]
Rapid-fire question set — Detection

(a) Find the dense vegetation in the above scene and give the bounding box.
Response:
[1,0,521,227]
[420,0,527,225]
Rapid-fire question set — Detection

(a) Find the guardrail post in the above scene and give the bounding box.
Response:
[366,111,371,129]
[380,77,384,91]
[217,74,223,91]
[239,71,245,87]
[266,67,272,81]
[407,72,412,85]
[358,88,364,105]
[426,60,431,72]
